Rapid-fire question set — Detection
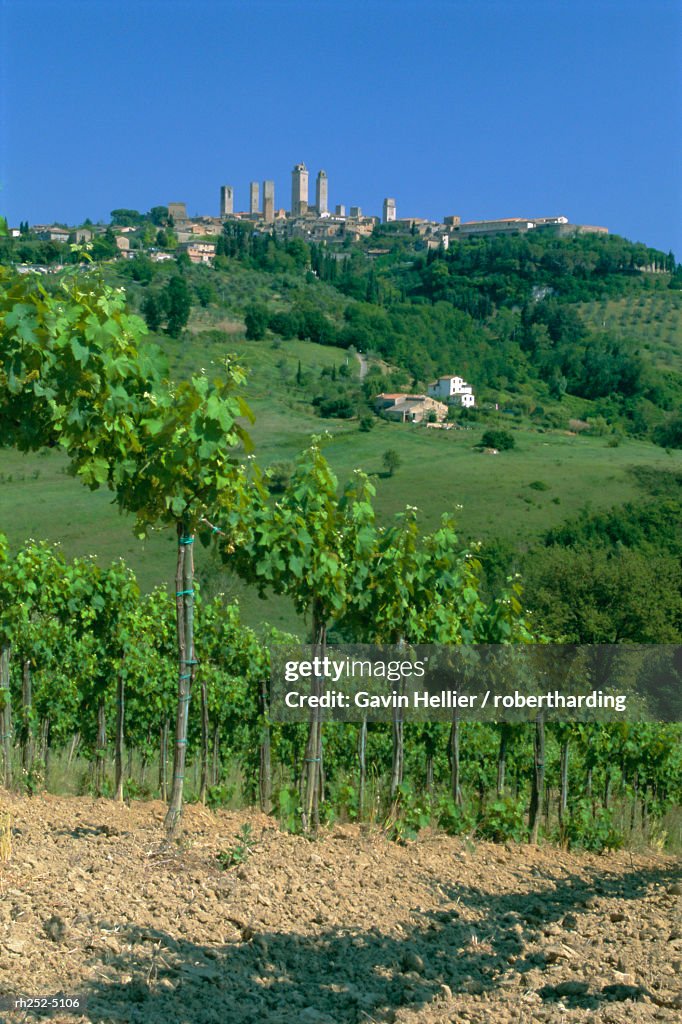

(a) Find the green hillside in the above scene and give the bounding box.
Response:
[1,305,679,631]
[1,226,681,631]
[576,290,682,374]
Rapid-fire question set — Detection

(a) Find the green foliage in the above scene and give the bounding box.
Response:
[524,545,682,642]
[217,823,255,869]
[228,442,376,632]
[164,275,192,337]
[543,497,682,554]
[653,413,682,450]
[314,394,355,419]
[123,777,154,801]
[476,796,527,842]
[244,303,269,340]
[435,795,475,836]
[388,781,433,842]
[265,459,294,494]
[206,782,236,809]
[269,309,301,339]
[1,254,680,848]
[480,429,515,450]
[382,448,401,476]
[276,786,301,833]
[110,209,144,227]
[559,800,624,852]
[141,292,163,332]
[22,758,45,796]
[90,229,119,261]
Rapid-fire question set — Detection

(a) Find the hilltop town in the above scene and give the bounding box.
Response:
[209,163,609,247]
[8,160,610,269]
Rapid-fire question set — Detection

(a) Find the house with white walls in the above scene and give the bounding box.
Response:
[427,375,476,408]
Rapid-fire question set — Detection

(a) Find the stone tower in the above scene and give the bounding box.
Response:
[316,170,328,215]
[383,197,397,223]
[167,202,187,222]
[291,162,309,217]
[249,181,259,216]
[262,180,275,223]
[220,185,234,217]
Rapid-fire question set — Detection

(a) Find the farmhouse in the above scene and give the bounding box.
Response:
[374,393,448,423]
[427,375,476,408]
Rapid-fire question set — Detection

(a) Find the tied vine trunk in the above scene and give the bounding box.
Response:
[164,523,197,837]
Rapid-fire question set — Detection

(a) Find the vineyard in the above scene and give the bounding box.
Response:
[0,531,681,852]
[0,261,680,845]
[1,256,681,1024]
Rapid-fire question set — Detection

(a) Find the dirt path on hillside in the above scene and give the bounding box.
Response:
[0,794,680,1024]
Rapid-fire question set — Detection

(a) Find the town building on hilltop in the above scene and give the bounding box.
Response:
[178,240,216,265]
[167,202,188,223]
[428,375,476,408]
[220,185,234,217]
[457,217,535,238]
[34,226,70,243]
[383,197,396,223]
[316,170,328,215]
[262,180,275,223]
[291,163,309,217]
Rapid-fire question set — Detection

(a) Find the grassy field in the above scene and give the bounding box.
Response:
[1,409,679,631]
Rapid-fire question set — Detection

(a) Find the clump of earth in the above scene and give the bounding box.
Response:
[0,793,680,1023]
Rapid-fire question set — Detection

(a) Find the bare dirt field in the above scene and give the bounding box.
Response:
[0,793,680,1024]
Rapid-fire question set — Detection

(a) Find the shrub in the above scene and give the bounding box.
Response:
[268,310,300,338]
[436,796,475,836]
[653,414,682,450]
[244,303,269,340]
[206,782,236,809]
[559,801,624,852]
[479,429,515,451]
[315,396,355,419]
[389,782,432,842]
[217,823,255,868]
[383,449,402,476]
[476,797,527,842]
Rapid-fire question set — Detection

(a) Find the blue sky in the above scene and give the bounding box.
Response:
[2,0,680,254]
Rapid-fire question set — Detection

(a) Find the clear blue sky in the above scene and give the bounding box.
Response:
[2,0,680,255]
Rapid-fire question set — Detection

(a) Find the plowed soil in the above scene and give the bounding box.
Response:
[0,793,680,1024]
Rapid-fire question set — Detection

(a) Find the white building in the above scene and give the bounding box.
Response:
[428,375,476,408]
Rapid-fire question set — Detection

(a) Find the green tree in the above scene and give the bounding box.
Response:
[110,209,143,227]
[164,275,192,336]
[480,429,515,451]
[148,206,169,226]
[141,292,163,332]
[0,264,254,835]
[383,449,402,476]
[224,444,377,830]
[91,228,119,261]
[244,303,269,340]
